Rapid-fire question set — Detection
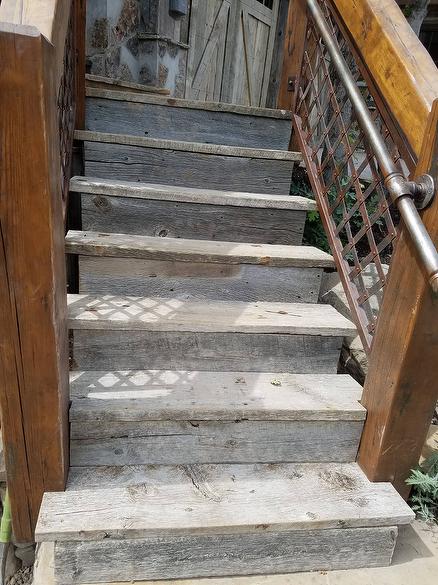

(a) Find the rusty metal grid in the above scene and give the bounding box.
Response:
[293,0,412,353]
[58,5,76,216]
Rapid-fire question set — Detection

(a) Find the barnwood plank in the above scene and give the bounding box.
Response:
[71,330,343,372]
[70,419,363,465]
[78,257,323,303]
[67,295,356,335]
[70,176,316,209]
[86,87,292,118]
[85,74,171,95]
[0,23,69,542]
[66,230,334,267]
[83,142,296,194]
[69,371,365,421]
[75,130,302,161]
[86,95,292,149]
[35,462,414,541]
[333,0,438,157]
[53,526,398,582]
[358,100,438,496]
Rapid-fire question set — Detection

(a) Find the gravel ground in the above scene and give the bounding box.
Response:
[5,567,32,585]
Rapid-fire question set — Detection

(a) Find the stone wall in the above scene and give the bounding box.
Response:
[86,0,189,96]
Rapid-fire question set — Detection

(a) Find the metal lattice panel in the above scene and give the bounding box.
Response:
[294,0,414,352]
[58,7,76,213]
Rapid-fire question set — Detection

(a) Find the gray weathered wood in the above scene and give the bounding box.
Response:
[70,176,316,211]
[86,94,292,149]
[86,86,292,118]
[53,526,398,583]
[66,230,334,268]
[78,257,323,303]
[85,75,171,95]
[70,419,363,465]
[83,141,296,194]
[69,371,365,421]
[67,294,355,335]
[36,462,414,542]
[71,330,343,372]
[76,131,301,161]
[80,194,308,244]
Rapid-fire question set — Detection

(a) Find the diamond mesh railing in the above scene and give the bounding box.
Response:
[293,0,420,352]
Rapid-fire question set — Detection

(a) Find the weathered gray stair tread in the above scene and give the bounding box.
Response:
[69,371,365,422]
[70,176,316,211]
[75,130,302,161]
[66,230,334,268]
[67,295,356,335]
[86,88,292,148]
[36,462,414,542]
[85,74,170,95]
[86,87,292,119]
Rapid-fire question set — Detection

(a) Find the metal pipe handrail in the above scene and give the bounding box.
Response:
[307,0,438,294]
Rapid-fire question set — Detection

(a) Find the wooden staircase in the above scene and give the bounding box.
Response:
[35,88,414,583]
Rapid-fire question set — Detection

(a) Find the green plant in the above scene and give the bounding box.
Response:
[406,451,438,524]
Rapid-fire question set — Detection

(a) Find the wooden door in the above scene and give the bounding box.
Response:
[186,0,279,107]
[185,0,233,102]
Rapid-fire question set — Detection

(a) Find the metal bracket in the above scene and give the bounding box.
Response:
[287,76,296,92]
[407,174,435,210]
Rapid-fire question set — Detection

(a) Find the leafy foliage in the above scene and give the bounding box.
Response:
[406,451,438,524]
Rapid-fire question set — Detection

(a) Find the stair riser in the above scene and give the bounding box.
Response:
[71,331,343,373]
[54,526,397,584]
[81,194,307,244]
[84,141,295,194]
[86,97,292,149]
[70,420,363,466]
[78,257,323,303]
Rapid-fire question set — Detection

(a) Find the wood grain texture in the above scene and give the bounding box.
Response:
[83,141,296,194]
[79,195,307,244]
[358,100,438,496]
[78,257,323,303]
[69,370,365,421]
[36,462,413,541]
[86,95,292,149]
[86,86,292,118]
[76,130,302,161]
[333,0,438,157]
[277,0,307,112]
[0,23,69,542]
[85,74,171,95]
[53,526,398,582]
[67,294,356,335]
[70,176,316,211]
[74,0,86,130]
[71,330,343,373]
[70,420,363,465]
[66,230,334,268]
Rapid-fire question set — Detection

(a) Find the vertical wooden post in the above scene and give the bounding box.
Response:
[358,100,438,498]
[0,23,69,542]
[74,0,86,130]
[277,0,308,111]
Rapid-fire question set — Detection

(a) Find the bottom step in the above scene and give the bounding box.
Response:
[36,463,414,584]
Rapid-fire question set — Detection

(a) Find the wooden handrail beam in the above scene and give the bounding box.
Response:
[332,0,438,158]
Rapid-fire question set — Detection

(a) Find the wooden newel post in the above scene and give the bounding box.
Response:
[277,0,308,112]
[358,100,438,498]
[0,23,70,542]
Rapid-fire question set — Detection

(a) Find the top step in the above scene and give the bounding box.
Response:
[86,87,293,149]
[86,74,171,95]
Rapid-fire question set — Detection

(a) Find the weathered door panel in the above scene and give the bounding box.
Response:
[185,0,232,102]
[186,0,279,107]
